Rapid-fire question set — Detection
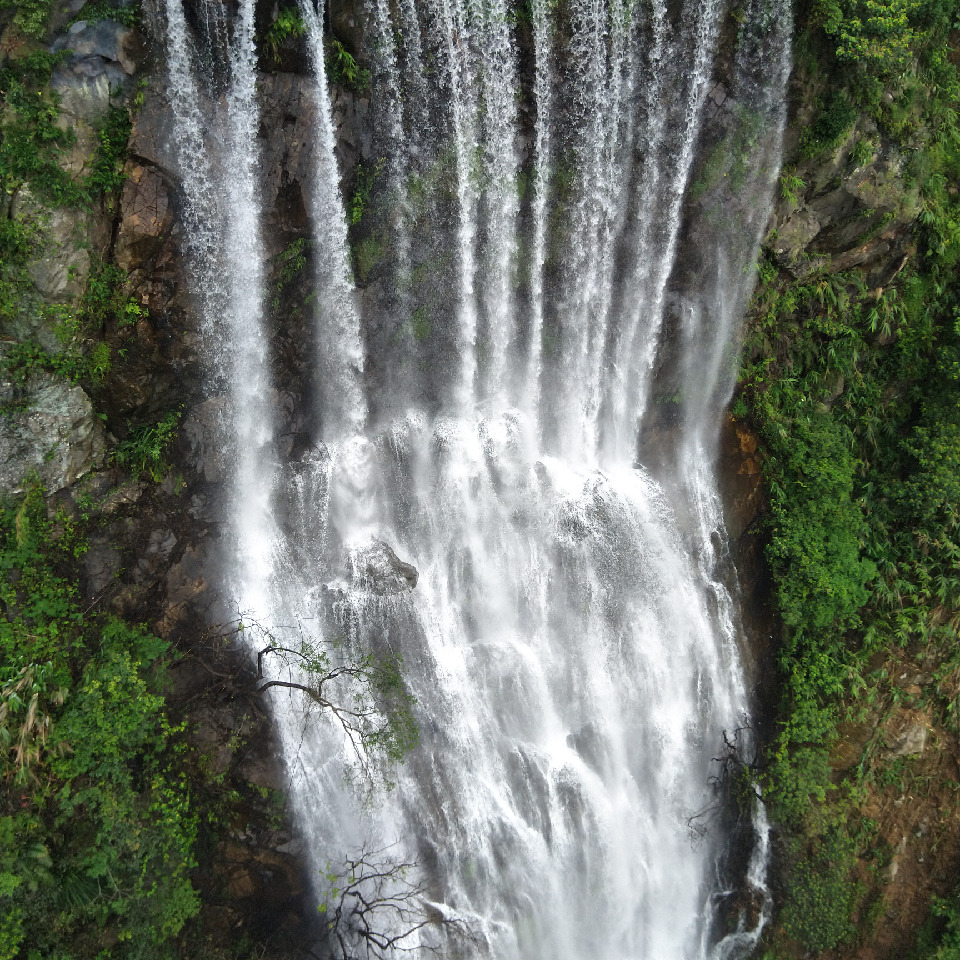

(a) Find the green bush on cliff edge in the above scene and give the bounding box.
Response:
[740,0,960,952]
[0,485,200,959]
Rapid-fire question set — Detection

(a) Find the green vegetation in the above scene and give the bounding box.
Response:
[1,263,146,390]
[81,262,147,331]
[746,248,960,950]
[87,107,134,198]
[353,235,384,284]
[410,306,431,341]
[779,172,806,203]
[799,90,858,158]
[69,0,141,27]
[349,158,385,226]
[111,409,182,482]
[739,0,960,952]
[689,106,765,200]
[0,484,200,958]
[0,53,131,207]
[0,51,83,206]
[327,37,370,94]
[264,6,305,62]
[913,892,960,959]
[0,0,52,40]
[270,237,309,312]
[779,822,861,951]
[0,214,44,329]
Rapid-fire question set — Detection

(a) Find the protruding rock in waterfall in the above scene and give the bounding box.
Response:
[345,539,419,595]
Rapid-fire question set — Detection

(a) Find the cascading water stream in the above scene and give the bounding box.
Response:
[440,0,483,414]
[525,0,554,425]
[606,0,725,460]
[155,0,792,954]
[154,0,275,613]
[299,0,368,442]
[472,0,520,409]
[222,0,275,609]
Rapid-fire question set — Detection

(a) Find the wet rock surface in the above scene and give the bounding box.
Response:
[11,191,94,303]
[51,18,139,74]
[116,162,174,270]
[0,369,107,492]
[345,538,419,594]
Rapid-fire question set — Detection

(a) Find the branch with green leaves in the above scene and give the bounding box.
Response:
[238,618,419,788]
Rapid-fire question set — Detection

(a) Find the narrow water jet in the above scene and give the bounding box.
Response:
[155,0,275,612]
[524,0,554,428]
[299,0,368,441]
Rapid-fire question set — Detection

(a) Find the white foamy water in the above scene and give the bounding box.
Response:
[154,0,792,953]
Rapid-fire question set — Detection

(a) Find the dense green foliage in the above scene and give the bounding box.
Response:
[912,892,960,960]
[740,0,960,951]
[0,51,81,205]
[0,0,51,40]
[0,215,44,330]
[69,0,140,27]
[779,822,861,951]
[111,410,182,481]
[327,37,371,93]
[745,244,960,834]
[0,485,200,959]
[349,158,384,225]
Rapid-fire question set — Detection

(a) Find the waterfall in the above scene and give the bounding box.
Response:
[526,0,554,423]
[299,0,368,441]
[156,0,275,613]
[155,0,792,954]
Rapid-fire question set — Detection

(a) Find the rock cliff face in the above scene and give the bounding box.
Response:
[2,0,954,955]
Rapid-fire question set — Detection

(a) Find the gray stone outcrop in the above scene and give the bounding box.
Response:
[0,368,107,493]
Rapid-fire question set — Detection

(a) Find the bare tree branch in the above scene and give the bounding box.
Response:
[319,844,477,960]
[234,617,419,791]
[688,725,763,837]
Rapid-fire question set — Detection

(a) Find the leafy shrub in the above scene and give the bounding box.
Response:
[112,409,182,481]
[781,826,860,952]
[759,398,876,636]
[822,0,919,70]
[0,485,200,957]
[87,107,133,197]
[327,38,370,93]
[913,891,960,960]
[0,0,53,39]
[69,0,140,27]
[0,55,131,207]
[0,54,84,206]
[0,214,44,326]
[800,92,859,157]
[264,6,305,62]
[349,158,384,225]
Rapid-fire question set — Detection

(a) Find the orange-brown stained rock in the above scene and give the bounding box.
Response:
[116,162,173,272]
[737,427,758,455]
[718,414,765,541]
